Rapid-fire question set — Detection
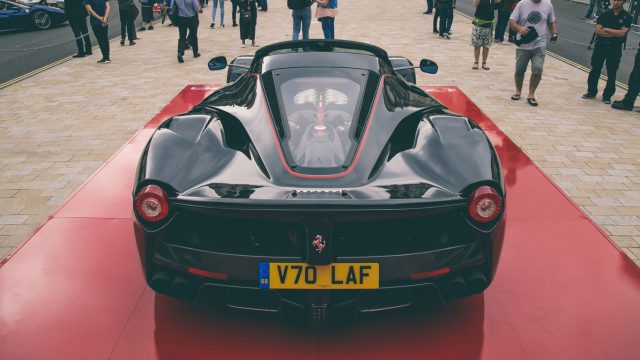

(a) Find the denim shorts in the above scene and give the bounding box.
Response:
[515,47,546,76]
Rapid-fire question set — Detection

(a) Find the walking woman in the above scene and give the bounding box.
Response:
[239,0,257,48]
[139,0,155,30]
[314,0,337,39]
[210,0,225,28]
[471,0,500,70]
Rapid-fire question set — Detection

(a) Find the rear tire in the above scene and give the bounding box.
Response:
[32,11,52,30]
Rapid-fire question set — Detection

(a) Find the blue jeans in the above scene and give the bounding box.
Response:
[292,7,311,40]
[320,17,335,39]
[211,0,224,24]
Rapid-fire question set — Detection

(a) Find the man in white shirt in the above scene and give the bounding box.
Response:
[508,0,558,106]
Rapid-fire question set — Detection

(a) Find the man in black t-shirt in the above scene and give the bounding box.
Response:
[582,0,631,104]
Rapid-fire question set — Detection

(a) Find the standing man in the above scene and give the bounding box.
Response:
[508,0,557,106]
[117,0,136,45]
[288,0,312,40]
[612,43,640,111]
[582,0,630,104]
[84,0,110,64]
[175,0,203,63]
[436,0,454,39]
[64,0,92,58]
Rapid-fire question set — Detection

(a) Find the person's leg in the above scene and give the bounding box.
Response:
[473,46,480,67]
[622,50,640,106]
[433,4,439,32]
[586,45,606,96]
[495,11,507,42]
[69,18,85,56]
[127,18,136,43]
[211,0,218,25]
[302,7,311,40]
[220,0,225,25]
[78,17,92,54]
[438,6,447,36]
[528,48,546,99]
[177,21,187,61]
[585,0,595,18]
[119,10,127,42]
[92,25,108,60]
[292,10,301,40]
[514,49,531,97]
[189,17,199,55]
[446,4,453,33]
[231,0,237,25]
[482,46,489,66]
[328,17,334,39]
[321,17,331,39]
[602,48,622,101]
[427,0,433,13]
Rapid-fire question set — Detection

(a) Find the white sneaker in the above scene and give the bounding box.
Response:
[241,44,246,48]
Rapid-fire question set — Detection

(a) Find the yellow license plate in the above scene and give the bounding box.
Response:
[259,262,379,289]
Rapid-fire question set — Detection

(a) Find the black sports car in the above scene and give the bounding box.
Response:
[133,40,505,325]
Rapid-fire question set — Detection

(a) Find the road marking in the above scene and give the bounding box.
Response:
[0,56,72,90]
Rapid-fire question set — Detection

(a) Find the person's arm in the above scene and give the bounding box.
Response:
[548,21,557,42]
[315,0,328,5]
[473,0,480,7]
[103,1,109,23]
[508,3,529,34]
[85,4,103,22]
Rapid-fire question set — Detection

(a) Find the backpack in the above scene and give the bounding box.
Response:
[287,0,312,10]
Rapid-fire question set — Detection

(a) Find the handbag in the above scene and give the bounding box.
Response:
[128,1,140,22]
[241,11,252,22]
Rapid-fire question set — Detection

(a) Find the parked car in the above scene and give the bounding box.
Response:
[0,0,66,30]
[15,0,64,8]
[132,39,506,326]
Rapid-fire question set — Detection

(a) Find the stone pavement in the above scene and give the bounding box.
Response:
[0,0,639,265]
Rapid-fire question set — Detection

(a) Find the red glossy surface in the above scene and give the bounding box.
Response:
[1,86,639,360]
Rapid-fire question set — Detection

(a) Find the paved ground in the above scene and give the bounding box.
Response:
[0,0,639,266]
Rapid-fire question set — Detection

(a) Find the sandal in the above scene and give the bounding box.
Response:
[510,94,521,100]
[482,63,490,70]
[527,97,538,107]
[472,62,479,70]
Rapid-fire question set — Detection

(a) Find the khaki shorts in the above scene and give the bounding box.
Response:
[515,47,546,76]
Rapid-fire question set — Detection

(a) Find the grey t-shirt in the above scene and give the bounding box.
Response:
[509,0,556,50]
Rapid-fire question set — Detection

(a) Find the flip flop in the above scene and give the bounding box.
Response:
[527,98,538,107]
[482,63,490,70]
[510,94,521,100]
[472,62,479,70]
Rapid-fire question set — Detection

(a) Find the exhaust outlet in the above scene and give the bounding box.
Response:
[466,272,488,294]
[150,270,173,294]
[172,275,196,300]
[444,276,467,299]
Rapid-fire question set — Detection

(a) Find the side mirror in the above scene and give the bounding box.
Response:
[420,59,438,74]
[208,56,228,71]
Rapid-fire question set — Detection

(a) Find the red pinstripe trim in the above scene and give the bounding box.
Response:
[255,73,390,179]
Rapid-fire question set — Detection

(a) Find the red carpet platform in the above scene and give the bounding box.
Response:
[1,86,639,360]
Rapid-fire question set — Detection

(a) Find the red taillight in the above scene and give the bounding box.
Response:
[468,186,502,223]
[135,185,169,222]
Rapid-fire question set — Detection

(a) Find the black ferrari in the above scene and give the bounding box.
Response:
[133,40,505,325]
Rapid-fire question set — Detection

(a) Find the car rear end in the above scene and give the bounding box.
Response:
[133,184,505,325]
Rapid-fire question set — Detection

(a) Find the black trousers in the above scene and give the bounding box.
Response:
[231,0,238,25]
[433,4,439,31]
[587,43,622,99]
[91,24,110,60]
[622,48,640,106]
[426,0,433,12]
[69,16,92,55]
[119,9,135,41]
[438,3,453,36]
[178,16,199,55]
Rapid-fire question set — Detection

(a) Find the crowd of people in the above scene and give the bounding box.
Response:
[423,0,637,110]
[62,0,637,111]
